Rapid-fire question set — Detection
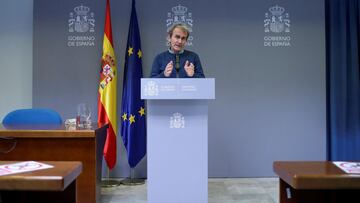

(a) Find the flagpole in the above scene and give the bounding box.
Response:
[101,166,120,187]
[121,167,145,185]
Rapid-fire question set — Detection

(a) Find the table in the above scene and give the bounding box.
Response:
[274,161,360,203]
[0,124,107,203]
[0,161,82,203]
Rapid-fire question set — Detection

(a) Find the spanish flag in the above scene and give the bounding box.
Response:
[98,0,117,169]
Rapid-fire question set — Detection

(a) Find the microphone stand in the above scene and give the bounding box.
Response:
[175,54,180,78]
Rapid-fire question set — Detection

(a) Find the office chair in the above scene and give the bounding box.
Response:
[1,108,63,153]
[2,108,63,126]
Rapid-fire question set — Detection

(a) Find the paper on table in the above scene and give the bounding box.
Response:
[0,161,53,176]
[333,161,360,174]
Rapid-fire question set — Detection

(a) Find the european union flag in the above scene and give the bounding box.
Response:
[121,0,146,168]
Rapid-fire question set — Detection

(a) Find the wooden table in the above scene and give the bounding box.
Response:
[0,124,108,203]
[0,161,82,203]
[274,161,360,203]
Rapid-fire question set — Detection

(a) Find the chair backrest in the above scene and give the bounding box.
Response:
[2,108,63,125]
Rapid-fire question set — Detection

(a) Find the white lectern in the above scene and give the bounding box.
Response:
[141,78,215,203]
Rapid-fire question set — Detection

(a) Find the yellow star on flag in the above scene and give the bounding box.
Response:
[122,113,127,121]
[137,50,142,58]
[128,47,133,56]
[129,114,136,124]
[138,107,145,116]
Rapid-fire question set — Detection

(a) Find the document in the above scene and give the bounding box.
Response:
[0,161,53,176]
[333,161,360,174]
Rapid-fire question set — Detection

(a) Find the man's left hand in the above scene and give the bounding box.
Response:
[184,60,195,77]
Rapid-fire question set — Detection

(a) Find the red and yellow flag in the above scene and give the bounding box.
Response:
[98,0,117,169]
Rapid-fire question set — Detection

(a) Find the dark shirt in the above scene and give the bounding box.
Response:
[150,50,205,78]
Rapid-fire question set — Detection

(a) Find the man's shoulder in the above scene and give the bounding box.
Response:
[154,51,170,62]
[156,51,170,57]
[183,50,199,58]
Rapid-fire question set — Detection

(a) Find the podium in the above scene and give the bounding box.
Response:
[141,78,215,203]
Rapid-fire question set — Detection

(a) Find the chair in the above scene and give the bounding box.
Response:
[2,108,63,126]
[1,108,63,152]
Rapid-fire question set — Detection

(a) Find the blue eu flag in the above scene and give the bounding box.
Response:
[121,0,146,168]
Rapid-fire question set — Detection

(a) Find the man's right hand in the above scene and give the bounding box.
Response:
[164,61,173,77]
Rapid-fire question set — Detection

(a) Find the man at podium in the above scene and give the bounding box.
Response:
[150,23,205,78]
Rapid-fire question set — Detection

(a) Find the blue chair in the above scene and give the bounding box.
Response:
[2,108,63,126]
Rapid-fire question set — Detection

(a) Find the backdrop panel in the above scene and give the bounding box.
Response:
[33,0,326,177]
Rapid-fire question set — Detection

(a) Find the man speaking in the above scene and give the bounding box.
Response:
[150,23,205,78]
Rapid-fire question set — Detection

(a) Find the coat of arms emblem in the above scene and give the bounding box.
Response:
[100,54,116,89]
[170,113,185,129]
[264,5,290,33]
[68,5,95,33]
[144,81,159,96]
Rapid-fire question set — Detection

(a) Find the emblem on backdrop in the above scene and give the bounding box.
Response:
[166,4,194,46]
[170,113,185,129]
[67,5,96,47]
[264,5,290,33]
[263,5,292,47]
[144,81,159,96]
[69,5,95,33]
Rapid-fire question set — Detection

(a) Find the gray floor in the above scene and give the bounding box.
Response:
[101,178,279,203]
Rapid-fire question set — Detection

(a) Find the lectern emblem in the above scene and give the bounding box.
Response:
[144,81,159,96]
[264,5,290,33]
[68,5,95,33]
[170,113,185,129]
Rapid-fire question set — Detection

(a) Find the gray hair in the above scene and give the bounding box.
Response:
[167,23,190,40]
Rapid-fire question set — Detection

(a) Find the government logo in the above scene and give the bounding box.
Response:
[264,5,290,33]
[67,5,96,47]
[170,113,185,129]
[144,81,159,96]
[68,5,95,33]
[264,5,292,47]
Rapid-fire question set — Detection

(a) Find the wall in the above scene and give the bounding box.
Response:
[0,0,33,120]
[33,0,326,177]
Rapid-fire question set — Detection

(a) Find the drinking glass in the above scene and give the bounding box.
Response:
[76,103,91,128]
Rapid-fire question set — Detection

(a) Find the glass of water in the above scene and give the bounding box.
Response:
[76,103,91,128]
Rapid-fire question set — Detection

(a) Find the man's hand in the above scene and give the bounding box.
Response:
[184,60,195,77]
[164,61,173,77]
